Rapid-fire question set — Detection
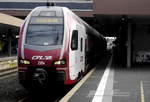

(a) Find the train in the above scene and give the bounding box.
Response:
[18,6,106,89]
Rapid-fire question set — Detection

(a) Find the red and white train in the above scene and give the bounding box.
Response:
[18,6,106,89]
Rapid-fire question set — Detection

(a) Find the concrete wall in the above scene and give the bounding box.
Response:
[133,24,150,63]
[93,0,150,15]
[74,11,93,17]
[0,10,93,17]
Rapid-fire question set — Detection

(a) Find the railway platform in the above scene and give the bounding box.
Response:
[59,54,150,102]
[0,56,16,62]
[0,56,17,72]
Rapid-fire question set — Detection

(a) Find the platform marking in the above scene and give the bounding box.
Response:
[140,81,145,102]
[92,56,112,102]
[59,68,96,102]
[18,97,27,102]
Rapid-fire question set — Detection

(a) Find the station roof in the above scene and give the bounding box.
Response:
[0,13,23,27]
[0,1,92,11]
[0,0,91,1]
[0,0,93,37]
[0,12,23,38]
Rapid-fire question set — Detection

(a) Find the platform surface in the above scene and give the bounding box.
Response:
[67,55,150,102]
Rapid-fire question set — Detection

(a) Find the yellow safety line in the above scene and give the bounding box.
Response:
[59,68,96,102]
[140,81,145,102]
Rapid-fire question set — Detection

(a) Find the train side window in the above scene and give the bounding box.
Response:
[81,38,83,52]
[71,30,78,50]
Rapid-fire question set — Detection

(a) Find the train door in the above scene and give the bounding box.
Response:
[69,29,79,80]
[69,23,86,80]
[79,27,86,73]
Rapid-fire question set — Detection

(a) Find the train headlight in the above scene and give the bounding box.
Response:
[20,60,30,65]
[54,60,66,65]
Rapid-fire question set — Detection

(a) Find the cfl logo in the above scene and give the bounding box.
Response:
[32,56,52,60]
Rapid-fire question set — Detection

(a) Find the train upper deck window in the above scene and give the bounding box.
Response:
[26,16,64,46]
[71,30,78,50]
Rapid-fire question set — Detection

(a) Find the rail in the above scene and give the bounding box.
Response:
[0,57,17,77]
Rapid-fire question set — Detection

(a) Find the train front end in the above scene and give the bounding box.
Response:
[18,7,67,89]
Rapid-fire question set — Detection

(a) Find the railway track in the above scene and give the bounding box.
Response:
[0,59,17,78]
[0,59,95,102]
[0,67,17,77]
[18,68,95,102]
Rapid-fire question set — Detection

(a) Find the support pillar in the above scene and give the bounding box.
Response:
[8,29,12,56]
[9,36,11,56]
[127,23,131,68]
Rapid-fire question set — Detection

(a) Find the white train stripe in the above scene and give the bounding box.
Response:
[21,8,38,59]
[59,7,66,60]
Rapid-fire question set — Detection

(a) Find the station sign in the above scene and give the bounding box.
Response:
[30,17,63,24]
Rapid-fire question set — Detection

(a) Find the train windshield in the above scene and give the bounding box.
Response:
[26,17,64,46]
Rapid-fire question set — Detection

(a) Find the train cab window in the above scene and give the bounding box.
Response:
[81,38,83,52]
[71,30,78,50]
[26,25,63,46]
[26,16,64,46]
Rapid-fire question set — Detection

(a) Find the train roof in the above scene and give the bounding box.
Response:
[34,6,63,10]
[30,6,64,17]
